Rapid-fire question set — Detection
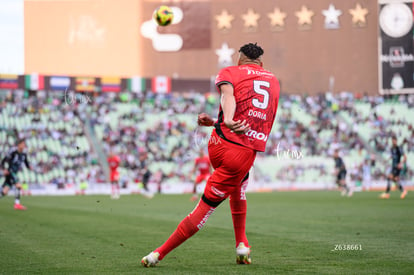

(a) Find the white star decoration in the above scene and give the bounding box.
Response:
[215,43,235,65]
[322,4,342,25]
[242,8,261,28]
[211,6,367,32]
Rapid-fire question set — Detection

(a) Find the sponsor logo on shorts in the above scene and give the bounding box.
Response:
[245,129,268,141]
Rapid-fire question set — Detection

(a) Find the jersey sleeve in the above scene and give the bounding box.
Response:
[215,67,235,90]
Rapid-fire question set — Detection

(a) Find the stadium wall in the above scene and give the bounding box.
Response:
[24,0,380,95]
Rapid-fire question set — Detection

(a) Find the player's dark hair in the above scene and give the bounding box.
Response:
[239,43,264,60]
[17,138,25,145]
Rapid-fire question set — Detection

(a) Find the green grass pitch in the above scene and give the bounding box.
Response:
[1,191,413,274]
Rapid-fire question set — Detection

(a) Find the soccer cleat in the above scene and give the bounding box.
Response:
[379,193,390,199]
[236,242,251,264]
[190,195,198,202]
[141,252,160,267]
[400,190,407,199]
[14,203,27,210]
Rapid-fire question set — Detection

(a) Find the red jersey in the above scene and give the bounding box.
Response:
[195,156,210,175]
[107,155,120,171]
[215,64,280,152]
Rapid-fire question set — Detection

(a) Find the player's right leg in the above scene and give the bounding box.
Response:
[380,174,392,199]
[341,178,352,197]
[336,178,346,196]
[142,193,224,267]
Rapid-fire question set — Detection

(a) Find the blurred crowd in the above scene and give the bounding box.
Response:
[0,89,413,188]
[0,90,104,186]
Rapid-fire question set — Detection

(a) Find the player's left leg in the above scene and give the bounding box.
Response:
[229,174,251,264]
[229,174,249,247]
[116,181,120,198]
[111,182,115,198]
[394,175,407,199]
[380,173,393,199]
[140,171,154,199]
[111,182,120,199]
[336,176,348,196]
[110,170,120,199]
[14,182,26,210]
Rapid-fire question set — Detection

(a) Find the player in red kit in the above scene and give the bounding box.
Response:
[191,149,211,201]
[142,43,280,267]
[107,152,121,199]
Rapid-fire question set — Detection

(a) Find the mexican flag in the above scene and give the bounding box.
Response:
[25,74,44,90]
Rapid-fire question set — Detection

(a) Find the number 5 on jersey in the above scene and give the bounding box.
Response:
[252,80,270,109]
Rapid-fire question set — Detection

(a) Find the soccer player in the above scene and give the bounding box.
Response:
[138,152,153,198]
[380,136,407,199]
[0,139,32,210]
[190,149,211,201]
[107,151,121,199]
[361,158,372,191]
[333,149,351,196]
[141,43,280,267]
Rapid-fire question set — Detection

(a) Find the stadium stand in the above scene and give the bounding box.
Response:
[0,89,413,191]
[0,90,104,188]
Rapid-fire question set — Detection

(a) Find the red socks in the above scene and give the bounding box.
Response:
[229,179,249,247]
[111,183,119,195]
[155,199,216,260]
[153,178,249,260]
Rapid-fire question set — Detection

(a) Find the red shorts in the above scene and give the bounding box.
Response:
[204,130,256,202]
[110,170,119,182]
[195,173,210,184]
